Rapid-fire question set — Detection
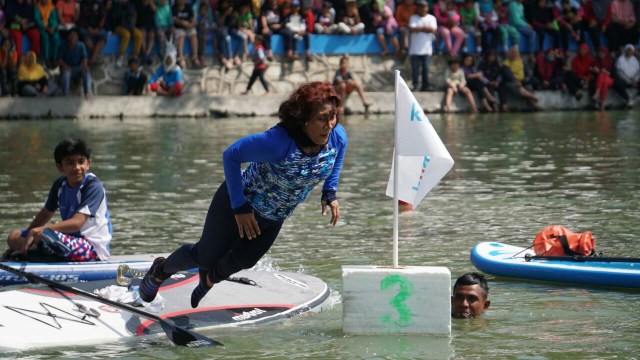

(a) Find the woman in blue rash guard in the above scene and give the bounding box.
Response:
[139,81,348,308]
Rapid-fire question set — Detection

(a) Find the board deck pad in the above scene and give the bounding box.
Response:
[0,270,330,351]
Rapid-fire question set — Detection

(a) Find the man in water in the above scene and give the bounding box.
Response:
[451,272,491,319]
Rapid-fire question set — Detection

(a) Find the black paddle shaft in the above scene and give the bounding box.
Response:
[0,262,223,348]
[524,254,640,263]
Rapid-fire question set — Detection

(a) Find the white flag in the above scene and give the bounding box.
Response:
[386,74,454,208]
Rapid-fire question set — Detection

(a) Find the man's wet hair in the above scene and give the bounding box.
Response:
[453,272,489,299]
[54,139,91,164]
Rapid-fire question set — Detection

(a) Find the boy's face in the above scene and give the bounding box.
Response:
[340,60,348,70]
[56,154,91,188]
[129,62,139,72]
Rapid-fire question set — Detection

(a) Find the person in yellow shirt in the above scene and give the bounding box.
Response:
[502,47,541,110]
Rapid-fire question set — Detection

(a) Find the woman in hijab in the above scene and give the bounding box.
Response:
[34,0,60,69]
[614,44,640,88]
[17,50,56,96]
[566,43,592,100]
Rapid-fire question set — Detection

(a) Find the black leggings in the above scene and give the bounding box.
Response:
[161,181,283,283]
[247,68,269,91]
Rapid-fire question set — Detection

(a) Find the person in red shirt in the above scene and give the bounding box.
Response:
[395,0,417,53]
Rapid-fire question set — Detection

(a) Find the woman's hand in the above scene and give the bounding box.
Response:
[235,212,261,240]
[321,199,340,226]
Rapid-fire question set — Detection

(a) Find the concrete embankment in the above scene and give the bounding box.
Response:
[0,89,636,120]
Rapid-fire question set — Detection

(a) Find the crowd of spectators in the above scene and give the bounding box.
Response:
[0,0,638,110]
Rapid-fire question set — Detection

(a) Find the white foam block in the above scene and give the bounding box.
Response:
[342,265,451,335]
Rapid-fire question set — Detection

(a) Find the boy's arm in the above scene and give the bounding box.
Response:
[27,208,56,230]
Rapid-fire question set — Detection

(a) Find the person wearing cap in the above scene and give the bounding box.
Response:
[409,0,436,91]
[336,0,365,34]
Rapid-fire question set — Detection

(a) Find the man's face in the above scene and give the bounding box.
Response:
[451,284,490,319]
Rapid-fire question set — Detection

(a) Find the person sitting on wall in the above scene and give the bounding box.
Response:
[148,50,183,96]
[333,56,372,113]
[124,56,148,95]
[451,272,491,319]
[17,50,57,96]
[57,28,93,99]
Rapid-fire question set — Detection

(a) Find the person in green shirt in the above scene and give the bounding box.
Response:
[459,0,481,53]
[507,0,537,53]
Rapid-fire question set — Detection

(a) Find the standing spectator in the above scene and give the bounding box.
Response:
[0,37,18,96]
[502,46,541,108]
[57,29,92,98]
[173,0,201,67]
[495,0,519,53]
[148,50,183,96]
[34,0,59,69]
[607,0,636,54]
[110,0,142,67]
[443,57,479,113]
[259,0,283,60]
[5,0,40,57]
[554,0,582,51]
[78,0,108,65]
[459,0,482,53]
[374,4,400,56]
[409,0,436,91]
[136,0,157,65]
[581,0,611,51]
[333,55,372,112]
[614,44,640,92]
[476,0,499,53]
[282,0,310,61]
[434,0,466,56]
[314,1,338,34]
[336,0,365,34]
[154,0,173,60]
[461,53,499,111]
[17,50,56,95]
[478,50,508,110]
[123,56,147,95]
[55,0,79,38]
[508,0,538,53]
[590,45,630,109]
[241,34,269,95]
[530,0,560,52]
[395,0,417,54]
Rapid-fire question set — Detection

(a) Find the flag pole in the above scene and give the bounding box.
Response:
[393,70,400,268]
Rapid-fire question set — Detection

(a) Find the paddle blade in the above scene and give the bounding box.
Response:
[159,319,223,347]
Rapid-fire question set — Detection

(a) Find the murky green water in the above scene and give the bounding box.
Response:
[1,110,639,359]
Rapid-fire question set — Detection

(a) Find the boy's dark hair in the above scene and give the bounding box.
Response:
[54,139,91,164]
[453,272,489,299]
[128,56,140,66]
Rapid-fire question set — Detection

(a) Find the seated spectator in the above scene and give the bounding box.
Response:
[218,0,241,68]
[173,0,201,67]
[569,43,593,99]
[476,0,499,53]
[148,50,183,96]
[58,29,92,98]
[56,0,78,38]
[17,50,57,96]
[124,57,147,95]
[314,1,337,34]
[6,0,40,58]
[35,0,60,69]
[461,53,499,111]
[495,0,519,53]
[590,46,631,109]
[78,0,107,65]
[154,0,173,59]
[374,3,400,56]
[0,8,8,40]
[196,0,219,67]
[241,34,269,95]
[443,56,478,113]
[508,0,537,54]
[333,56,372,112]
[110,0,142,67]
[554,0,582,51]
[581,0,610,51]
[534,48,563,90]
[434,0,466,56]
[606,0,637,54]
[530,0,561,52]
[282,0,311,61]
[136,0,157,66]
[478,50,508,110]
[395,0,417,54]
[233,1,256,62]
[0,37,18,96]
[614,44,640,91]
[502,47,542,109]
[259,0,284,60]
[459,0,482,53]
[336,0,365,34]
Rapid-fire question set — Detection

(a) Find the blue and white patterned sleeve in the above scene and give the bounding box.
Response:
[77,177,107,217]
[322,124,348,202]
[44,176,65,212]
[223,126,292,211]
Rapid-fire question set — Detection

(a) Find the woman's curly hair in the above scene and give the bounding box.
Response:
[278,82,342,140]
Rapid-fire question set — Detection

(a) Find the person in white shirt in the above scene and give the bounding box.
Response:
[615,44,640,90]
[409,0,437,91]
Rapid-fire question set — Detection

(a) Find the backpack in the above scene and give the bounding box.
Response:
[533,225,595,257]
